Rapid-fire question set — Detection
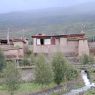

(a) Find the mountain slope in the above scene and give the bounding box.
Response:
[0,1,95,38]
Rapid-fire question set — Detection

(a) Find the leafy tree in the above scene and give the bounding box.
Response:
[35,54,53,85]
[52,52,67,85]
[52,52,78,85]
[3,62,20,95]
[0,50,6,72]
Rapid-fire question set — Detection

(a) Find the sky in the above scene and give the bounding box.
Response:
[0,0,94,13]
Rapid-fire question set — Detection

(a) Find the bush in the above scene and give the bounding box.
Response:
[35,54,53,85]
[80,54,95,65]
[25,49,32,57]
[65,67,78,81]
[52,52,78,85]
[89,55,95,64]
[3,62,20,95]
[0,50,6,72]
[20,58,30,66]
[31,53,36,64]
[52,52,67,85]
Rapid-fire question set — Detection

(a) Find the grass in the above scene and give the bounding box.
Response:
[18,82,56,93]
[0,64,87,95]
[0,80,84,95]
[84,89,95,95]
[0,82,56,95]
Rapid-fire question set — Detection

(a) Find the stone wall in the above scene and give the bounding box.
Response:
[79,39,89,56]
[19,68,35,82]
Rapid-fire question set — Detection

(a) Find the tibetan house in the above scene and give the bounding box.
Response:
[0,38,28,60]
[32,33,89,57]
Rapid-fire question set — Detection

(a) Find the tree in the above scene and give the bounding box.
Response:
[0,50,6,72]
[80,54,95,65]
[52,52,67,85]
[3,62,20,95]
[35,54,53,85]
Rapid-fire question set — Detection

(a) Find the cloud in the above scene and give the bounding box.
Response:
[0,0,94,13]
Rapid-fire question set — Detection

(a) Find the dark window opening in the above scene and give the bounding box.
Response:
[40,39,44,45]
[1,40,7,44]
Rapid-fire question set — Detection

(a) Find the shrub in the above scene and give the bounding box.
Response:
[65,68,78,81]
[52,52,67,85]
[31,53,36,64]
[52,52,78,85]
[80,54,95,65]
[0,50,6,72]
[35,54,53,85]
[25,49,32,57]
[20,58,30,66]
[3,62,20,95]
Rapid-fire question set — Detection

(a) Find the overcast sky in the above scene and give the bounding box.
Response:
[0,0,94,13]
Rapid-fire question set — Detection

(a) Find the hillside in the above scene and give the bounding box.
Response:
[0,1,95,38]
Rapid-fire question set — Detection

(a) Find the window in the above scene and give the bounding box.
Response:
[36,39,44,45]
[40,39,44,45]
[44,39,51,45]
[1,40,7,44]
[36,38,51,45]
[37,39,40,45]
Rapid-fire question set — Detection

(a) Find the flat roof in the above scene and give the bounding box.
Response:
[32,33,85,39]
[0,39,26,43]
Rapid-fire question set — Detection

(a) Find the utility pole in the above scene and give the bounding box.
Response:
[7,28,10,45]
